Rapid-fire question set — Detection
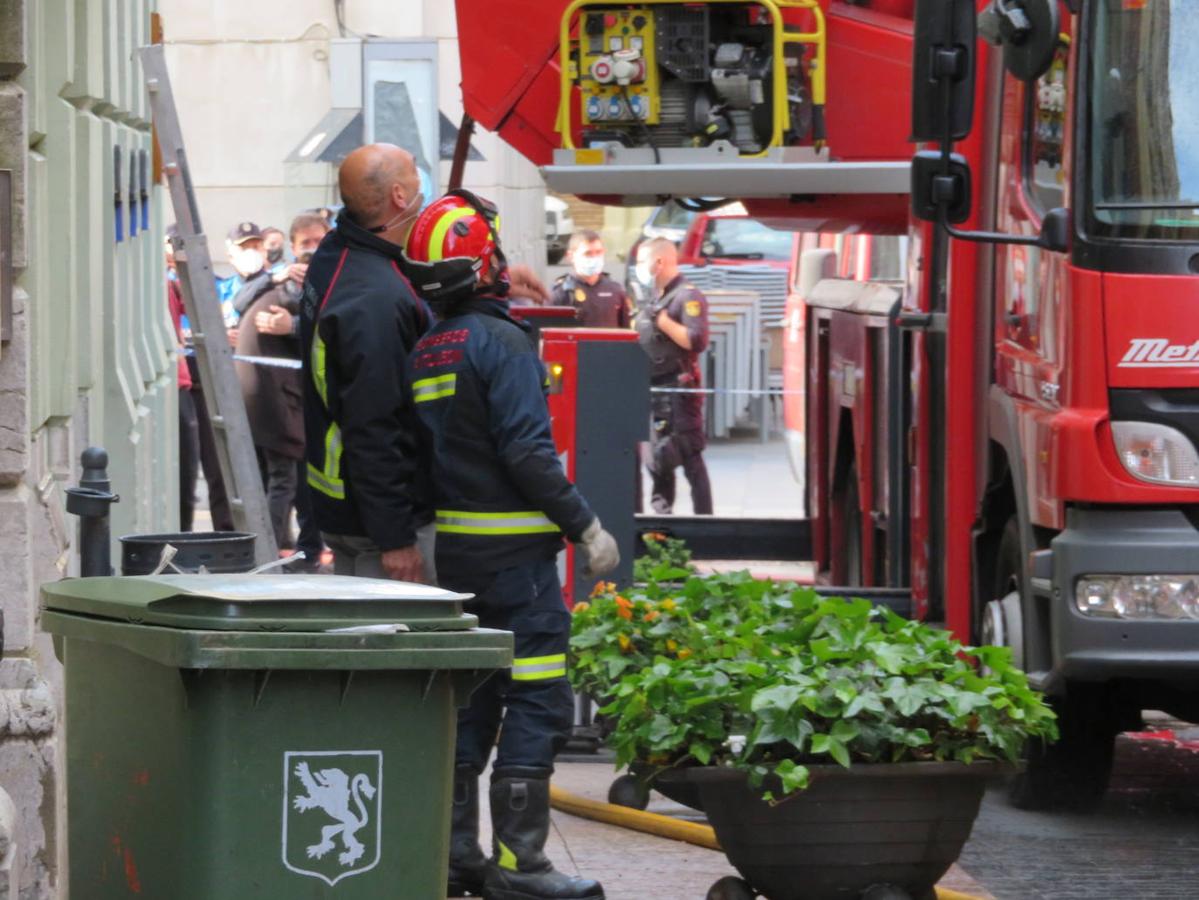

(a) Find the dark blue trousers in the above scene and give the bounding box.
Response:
[443,558,574,776]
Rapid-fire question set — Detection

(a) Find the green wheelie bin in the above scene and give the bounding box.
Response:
[41,574,512,899]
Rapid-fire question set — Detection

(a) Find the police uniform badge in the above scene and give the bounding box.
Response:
[574,288,587,304]
[685,300,701,317]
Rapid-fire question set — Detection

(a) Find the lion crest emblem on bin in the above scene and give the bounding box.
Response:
[282,751,383,885]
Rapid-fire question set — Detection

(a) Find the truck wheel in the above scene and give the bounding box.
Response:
[607,774,650,810]
[993,519,1116,810]
[981,519,1025,671]
[706,876,756,900]
[1009,688,1118,811]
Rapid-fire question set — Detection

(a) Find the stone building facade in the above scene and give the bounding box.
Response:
[0,2,175,897]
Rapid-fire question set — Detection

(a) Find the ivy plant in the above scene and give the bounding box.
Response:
[570,569,1057,800]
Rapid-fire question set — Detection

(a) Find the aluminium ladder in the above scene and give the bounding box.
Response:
[140,44,278,565]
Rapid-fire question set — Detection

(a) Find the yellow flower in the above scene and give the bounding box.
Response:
[666,639,678,652]
[618,633,632,652]
[660,598,676,612]
[677,648,693,660]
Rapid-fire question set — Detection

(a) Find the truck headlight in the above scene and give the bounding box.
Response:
[1076,575,1199,619]
[1111,421,1199,486]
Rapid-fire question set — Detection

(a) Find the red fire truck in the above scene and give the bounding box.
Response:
[453,0,1199,808]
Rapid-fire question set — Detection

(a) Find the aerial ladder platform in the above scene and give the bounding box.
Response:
[454,0,915,229]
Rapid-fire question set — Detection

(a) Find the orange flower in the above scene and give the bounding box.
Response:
[615,596,633,609]
[591,580,616,598]
[572,601,590,613]
[618,633,632,652]
[645,532,667,543]
[677,648,693,660]
[643,610,660,623]
[616,606,633,621]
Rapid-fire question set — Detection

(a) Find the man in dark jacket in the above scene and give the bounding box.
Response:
[237,212,331,560]
[405,191,617,900]
[299,144,434,582]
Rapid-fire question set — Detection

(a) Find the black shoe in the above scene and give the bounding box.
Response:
[483,773,604,900]
[448,769,487,896]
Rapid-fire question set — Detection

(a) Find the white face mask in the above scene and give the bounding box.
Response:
[635,260,655,287]
[575,254,604,278]
[233,246,264,277]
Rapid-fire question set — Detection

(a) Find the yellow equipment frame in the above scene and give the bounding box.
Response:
[555,0,827,156]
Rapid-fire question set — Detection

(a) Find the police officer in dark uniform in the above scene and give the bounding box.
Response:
[404,191,617,900]
[550,230,631,328]
[634,237,713,515]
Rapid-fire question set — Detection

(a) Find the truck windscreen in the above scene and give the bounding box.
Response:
[1089,0,1199,241]
[700,218,793,261]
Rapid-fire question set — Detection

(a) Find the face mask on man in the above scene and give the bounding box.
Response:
[265,246,284,265]
[232,246,265,277]
[575,254,604,278]
[368,193,424,234]
[635,259,655,287]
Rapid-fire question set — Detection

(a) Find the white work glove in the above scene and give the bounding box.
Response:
[579,518,620,577]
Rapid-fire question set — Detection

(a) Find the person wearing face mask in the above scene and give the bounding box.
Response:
[299,144,436,584]
[219,222,269,326]
[634,237,713,515]
[549,230,631,328]
[262,226,287,270]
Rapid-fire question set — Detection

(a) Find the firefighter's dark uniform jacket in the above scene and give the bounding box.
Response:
[299,216,432,551]
[550,272,631,328]
[409,295,595,576]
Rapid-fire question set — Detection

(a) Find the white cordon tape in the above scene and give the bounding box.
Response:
[651,387,803,396]
[188,351,802,394]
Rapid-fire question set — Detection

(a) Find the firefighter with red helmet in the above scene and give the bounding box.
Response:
[405,190,617,900]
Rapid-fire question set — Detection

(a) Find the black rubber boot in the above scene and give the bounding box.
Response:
[483,773,604,900]
[448,769,488,897]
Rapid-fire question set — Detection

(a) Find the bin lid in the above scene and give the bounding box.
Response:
[41,575,478,632]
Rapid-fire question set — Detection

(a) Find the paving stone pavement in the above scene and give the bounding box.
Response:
[958,733,1199,900]
[464,761,995,900]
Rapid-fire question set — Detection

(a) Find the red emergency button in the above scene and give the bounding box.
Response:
[604,13,617,27]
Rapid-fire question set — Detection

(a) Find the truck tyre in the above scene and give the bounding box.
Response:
[994,519,1116,811]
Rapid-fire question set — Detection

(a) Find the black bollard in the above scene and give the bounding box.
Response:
[65,447,120,577]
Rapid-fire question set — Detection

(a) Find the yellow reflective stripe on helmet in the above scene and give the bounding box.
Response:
[307,423,345,499]
[434,509,561,536]
[311,331,329,406]
[427,207,475,261]
[413,373,457,403]
[512,654,567,681]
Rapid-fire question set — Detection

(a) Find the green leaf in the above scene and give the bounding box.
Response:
[689,742,713,765]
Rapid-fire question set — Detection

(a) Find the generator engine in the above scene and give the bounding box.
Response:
[575,4,814,154]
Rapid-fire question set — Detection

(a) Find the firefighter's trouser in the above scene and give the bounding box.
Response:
[444,558,574,775]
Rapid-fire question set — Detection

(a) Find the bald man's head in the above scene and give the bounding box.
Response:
[637,236,680,289]
[338,144,422,241]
